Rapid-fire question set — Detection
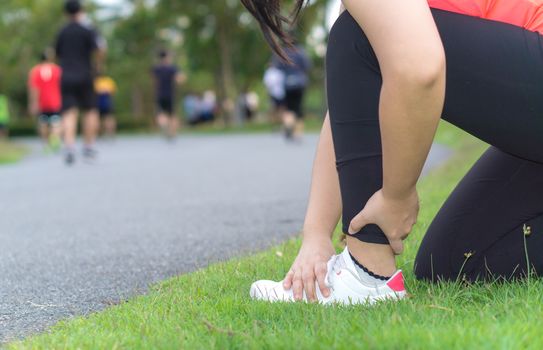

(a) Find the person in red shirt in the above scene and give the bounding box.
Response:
[28,50,62,151]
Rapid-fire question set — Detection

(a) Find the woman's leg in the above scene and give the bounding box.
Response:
[415,147,543,281]
[326,9,543,274]
[327,11,397,276]
[435,9,543,163]
[327,11,386,244]
[414,11,543,280]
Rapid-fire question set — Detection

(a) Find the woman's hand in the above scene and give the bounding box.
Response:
[283,237,336,302]
[348,188,419,255]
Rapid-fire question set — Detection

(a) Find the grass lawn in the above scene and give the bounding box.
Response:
[10,122,543,349]
[180,116,324,135]
[112,116,324,137]
[0,141,27,165]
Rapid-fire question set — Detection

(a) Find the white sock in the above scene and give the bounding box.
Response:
[348,250,389,286]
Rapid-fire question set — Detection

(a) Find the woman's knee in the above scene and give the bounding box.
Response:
[327,12,379,73]
[414,248,448,281]
[326,12,382,127]
[413,229,457,282]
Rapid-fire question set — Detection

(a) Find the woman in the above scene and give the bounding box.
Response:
[243,0,543,304]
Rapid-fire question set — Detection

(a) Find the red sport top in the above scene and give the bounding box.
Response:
[28,63,62,113]
[428,0,543,34]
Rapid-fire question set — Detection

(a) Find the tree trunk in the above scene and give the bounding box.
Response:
[131,86,144,118]
[216,18,236,126]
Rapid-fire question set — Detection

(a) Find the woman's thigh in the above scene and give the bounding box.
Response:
[415,147,543,281]
[434,9,543,162]
[327,9,543,159]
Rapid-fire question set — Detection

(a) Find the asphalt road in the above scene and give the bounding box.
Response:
[0,133,452,342]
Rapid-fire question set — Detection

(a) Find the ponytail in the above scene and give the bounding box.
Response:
[240,0,306,60]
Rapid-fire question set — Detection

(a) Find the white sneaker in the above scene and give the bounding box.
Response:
[250,247,406,305]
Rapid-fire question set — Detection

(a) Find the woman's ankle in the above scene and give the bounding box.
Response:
[346,236,397,277]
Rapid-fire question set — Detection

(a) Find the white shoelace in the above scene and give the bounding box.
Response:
[325,251,365,292]
[324,255,338,290]
[325,253,348,290]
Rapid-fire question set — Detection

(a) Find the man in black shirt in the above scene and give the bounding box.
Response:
[152,51,186,140]
[56,0,105,164]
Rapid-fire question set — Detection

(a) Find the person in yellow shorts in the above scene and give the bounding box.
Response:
[94,73,117,139]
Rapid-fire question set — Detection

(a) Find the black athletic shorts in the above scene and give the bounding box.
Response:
[97,94,114,118]
[39,111,61,125]
[157,97,174,115]
[61,79,96,112]
[284,88,305,119]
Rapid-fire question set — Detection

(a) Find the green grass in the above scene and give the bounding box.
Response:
[12,122,543,350]
[0,141,27,164]
[9,114,324,137]
[113,117,323,137]
[177,116,324,135]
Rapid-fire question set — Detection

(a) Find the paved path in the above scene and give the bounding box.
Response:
[0,134,452,342]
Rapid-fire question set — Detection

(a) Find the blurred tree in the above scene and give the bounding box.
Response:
[106,1,159,119]
[156,0,327,124]
[0,0,65,116]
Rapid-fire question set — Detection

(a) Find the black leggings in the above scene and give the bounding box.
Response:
[326,9,543,281]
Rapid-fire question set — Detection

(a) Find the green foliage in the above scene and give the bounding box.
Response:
[154,0,327,122]
[0,0,64,116]
[105,3,161,118]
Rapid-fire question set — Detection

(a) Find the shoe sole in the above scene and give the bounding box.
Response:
[250,283,406,305]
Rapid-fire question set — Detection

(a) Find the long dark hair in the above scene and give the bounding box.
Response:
[240,0,306,60]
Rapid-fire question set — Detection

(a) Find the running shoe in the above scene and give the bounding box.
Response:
[82,147,98,161]
[65,150,75,165]
[250,247,406,305]
[284,126,294,140]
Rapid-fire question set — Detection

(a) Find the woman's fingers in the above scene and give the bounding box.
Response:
[348,211,369,235]
[302,270,317,302]
[283,269,295,289]
[285,261,330,302]
[315,262,330,298]
[292,269,304,301]
[389,227,410,254]
[389,239,404,255]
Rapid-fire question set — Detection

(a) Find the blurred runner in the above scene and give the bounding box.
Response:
[274,41,311,141]
[183,92,200,126]
[0,94,9,139]
[199,90,217,123]
[56,0,105,165]
[237,90,259,123]
[28,50,62,152]
[95,72,117,139]
[263,62,285,124]
[152,50,186,140]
